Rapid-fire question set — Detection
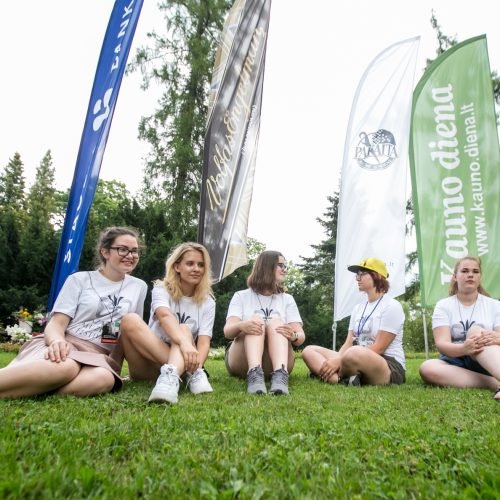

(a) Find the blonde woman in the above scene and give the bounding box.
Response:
[224,251,305,395]
[419,256,500,401]
[119,242,215,404]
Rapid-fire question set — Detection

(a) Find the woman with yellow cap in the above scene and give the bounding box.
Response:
[302,257,405,386]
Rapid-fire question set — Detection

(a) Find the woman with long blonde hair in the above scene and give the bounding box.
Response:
[419,256,500,401]
[119,242,215,404]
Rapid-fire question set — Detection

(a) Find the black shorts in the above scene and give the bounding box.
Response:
[381,354,406,384]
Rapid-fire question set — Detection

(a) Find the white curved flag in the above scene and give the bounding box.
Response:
[334,37,420,321]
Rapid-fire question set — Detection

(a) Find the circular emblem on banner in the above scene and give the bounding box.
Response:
[355,129,398,170]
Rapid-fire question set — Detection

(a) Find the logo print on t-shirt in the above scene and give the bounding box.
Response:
[177,312,191,324]
[259,307,274,322]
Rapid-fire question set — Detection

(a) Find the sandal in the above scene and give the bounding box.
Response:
[494,388,500,402]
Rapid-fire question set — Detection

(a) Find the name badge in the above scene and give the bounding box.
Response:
[101,321,121,344]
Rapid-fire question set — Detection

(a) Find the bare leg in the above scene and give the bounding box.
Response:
[0,359,80,398]
[243,330,266,370]
[56,366,115,396]
[226,337,252,378]
[419,359,498,389]
[166,342,187,375]
[302,345,341,384]
[119,313,171,381]
[340,346,391,385]
[474,346,500,381]
[266,319,291,371]
[226,328,294,379]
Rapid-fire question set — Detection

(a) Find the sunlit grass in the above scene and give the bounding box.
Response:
[1,352,498,498]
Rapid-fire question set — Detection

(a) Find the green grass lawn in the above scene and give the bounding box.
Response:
[0,351,499,499]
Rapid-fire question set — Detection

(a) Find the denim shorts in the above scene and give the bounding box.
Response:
[439,355,491,376]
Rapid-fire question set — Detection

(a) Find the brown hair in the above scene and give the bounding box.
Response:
[448,256,490,296]
[247,251,285,295]
[157,242,213,304]
[95,226,141,268]
[368,271,390,293]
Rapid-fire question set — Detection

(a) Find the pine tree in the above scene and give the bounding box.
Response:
[19,151,59,292]
[0,152,27,287]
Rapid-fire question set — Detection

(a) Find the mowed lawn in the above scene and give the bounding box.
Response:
[0,351,499,499]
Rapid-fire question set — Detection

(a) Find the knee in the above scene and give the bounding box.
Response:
[341,346,364,368]
[466,325,482,338]
[58,359,81,382]
[93,370,115,394]
[301,345,315,362]
[419,360,438,384]
[120,313,144,338]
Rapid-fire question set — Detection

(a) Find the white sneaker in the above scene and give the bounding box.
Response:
[148,364,180,403]
[186,368,213,395]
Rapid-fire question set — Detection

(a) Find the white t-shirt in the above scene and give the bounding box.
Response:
[148,285,215,344]
[348,294,405,368]
[226,288,303,325]
[432,294,500,344]
[52,271,147,351]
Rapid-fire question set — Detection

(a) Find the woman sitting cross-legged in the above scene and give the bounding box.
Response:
[223,250,305,395]
[419,256,500,401]
[119,242,215,404]
[0,226,147,398]
[302,257,405,386]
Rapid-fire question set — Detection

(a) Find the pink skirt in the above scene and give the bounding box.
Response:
[11,334,123,391]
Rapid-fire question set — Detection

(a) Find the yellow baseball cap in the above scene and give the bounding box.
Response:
[347,257,389,278]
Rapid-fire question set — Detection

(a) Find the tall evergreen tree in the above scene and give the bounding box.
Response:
[19,151,59,291]
[292,193,349,347]
[0,152,27,287]
[132,0,231,240]
[0,152,26,212]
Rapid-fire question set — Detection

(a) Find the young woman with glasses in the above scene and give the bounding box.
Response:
[302,257,405,386]
[224,250,305,395]
[419,256,500,401]
[0,227,147,398]
[118,242,215,404]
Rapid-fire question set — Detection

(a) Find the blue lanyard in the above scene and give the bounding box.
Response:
[356,295,384,338]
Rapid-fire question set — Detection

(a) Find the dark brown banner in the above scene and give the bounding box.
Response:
[198,0,271,282]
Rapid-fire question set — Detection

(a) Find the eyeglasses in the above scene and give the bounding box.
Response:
[276,263,288,271]
[110,246,140,258]
[355,271,368,279]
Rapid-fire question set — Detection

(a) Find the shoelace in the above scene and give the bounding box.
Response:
[160,368,180,386]
[272,369,288,385]
[248,367,264,384]
[186,370,203,389]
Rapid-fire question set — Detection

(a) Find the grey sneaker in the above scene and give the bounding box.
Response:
[148,364,180,403]
[339,374,361,386]
[247,365,267,394]
[269,365,289,395]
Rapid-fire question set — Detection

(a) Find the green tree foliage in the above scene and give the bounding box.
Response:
[0,153,26,290]
[19,151,59,291]
[429,11,499,109]
[131,0,231,239]
[292,193,349,347]
[0,153,53,323]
